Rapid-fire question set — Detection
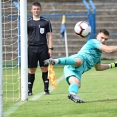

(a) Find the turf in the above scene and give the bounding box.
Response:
[4,60,117,117]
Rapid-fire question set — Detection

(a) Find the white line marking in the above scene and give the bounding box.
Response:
[4,75,64,117]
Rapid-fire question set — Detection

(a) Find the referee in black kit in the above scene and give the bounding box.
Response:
[27,2,53,96]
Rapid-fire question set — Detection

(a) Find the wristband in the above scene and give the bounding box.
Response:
[49,47,53,50]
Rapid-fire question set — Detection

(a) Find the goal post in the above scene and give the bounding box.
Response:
[12,0,28,101]
[0,1,3,117]
[0,0,28,115]
[20,0,28,101]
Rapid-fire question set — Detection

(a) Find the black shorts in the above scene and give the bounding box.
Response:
[28,44,50,68]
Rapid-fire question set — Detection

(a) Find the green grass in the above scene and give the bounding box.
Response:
[4,60,117,117]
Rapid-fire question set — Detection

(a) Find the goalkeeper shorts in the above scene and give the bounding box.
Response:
[64,65,83,85]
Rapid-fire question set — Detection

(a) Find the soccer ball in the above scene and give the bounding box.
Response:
[74,21,91,38]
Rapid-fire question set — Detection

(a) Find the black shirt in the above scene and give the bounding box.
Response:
[27,16,52,46]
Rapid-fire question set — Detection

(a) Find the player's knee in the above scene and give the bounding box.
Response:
[75,78,81,88]
[41,67,48,72]
[29,68,36,74]
[78,83,81,88]
[69,76,81,87]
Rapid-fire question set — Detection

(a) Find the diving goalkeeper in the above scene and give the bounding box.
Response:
[44,29,117,103]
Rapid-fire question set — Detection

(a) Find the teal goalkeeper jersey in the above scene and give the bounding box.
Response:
[70,39,103,72]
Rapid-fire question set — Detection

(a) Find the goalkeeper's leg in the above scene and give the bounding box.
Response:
[64,66,85,103]
[44,57,82,66]
[45,58,76,65]
[67,76,85,103]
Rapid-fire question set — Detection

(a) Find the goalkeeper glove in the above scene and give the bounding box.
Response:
[110,62,117,68]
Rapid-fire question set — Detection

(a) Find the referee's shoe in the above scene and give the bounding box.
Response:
[28,90,33,96]
[44,90,50,95]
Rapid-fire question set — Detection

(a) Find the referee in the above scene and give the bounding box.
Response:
[27,2,53,95]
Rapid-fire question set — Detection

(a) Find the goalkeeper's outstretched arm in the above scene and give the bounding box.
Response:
[95,62,117,71]
[99,45,117,53]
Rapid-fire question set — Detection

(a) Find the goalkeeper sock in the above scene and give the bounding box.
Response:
[58,57,76,65]
[28,73,35,92]
[69,83,79,94]
[109,62,117,68]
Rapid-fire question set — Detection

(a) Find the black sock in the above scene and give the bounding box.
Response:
[42,72,49,92]
[28,73,35,92]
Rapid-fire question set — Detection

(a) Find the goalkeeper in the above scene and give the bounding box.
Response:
[44,29,117,103]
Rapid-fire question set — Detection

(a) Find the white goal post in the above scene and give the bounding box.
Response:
[12,0,28,101]
[20,0,28,101]
[0,1,3,117]
[0,0,28,116]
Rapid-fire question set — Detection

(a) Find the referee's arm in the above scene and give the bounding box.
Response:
[47,32,53,57]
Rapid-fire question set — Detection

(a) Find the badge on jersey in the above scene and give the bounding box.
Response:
[40,28,44,34]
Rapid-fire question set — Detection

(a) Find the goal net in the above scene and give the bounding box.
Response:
[2,0,21,102]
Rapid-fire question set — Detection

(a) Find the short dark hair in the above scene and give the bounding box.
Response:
[32,2,41,8]
[99,29,109,36]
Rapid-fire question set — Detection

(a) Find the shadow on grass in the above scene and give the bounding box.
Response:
[86,98,117,103]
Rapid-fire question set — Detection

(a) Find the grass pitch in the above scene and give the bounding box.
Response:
[4,60,117,117]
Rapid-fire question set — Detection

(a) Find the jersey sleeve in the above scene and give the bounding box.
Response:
[46,20,52,33]
[91,39,102,49]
